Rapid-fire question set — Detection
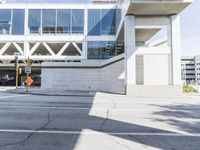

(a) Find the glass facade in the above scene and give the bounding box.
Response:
[88,41,101,60]
[28,9,84,35]
[12,9,25,35]
[0,9,25,35]
[101,41,115,59]
[88,41,124,60]
[0,8,121,36]
[42,9,56,34]
[101,9,116,35]
[88,9,101,35]
[0,9,11,34]
[28,9,41,34]
[57,9,71,34]
[0,7,123,60]
[88,9,117,36]
[72,9,84,34]
[115,9,121,30]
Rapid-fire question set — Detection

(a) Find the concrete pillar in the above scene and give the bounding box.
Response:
[169,15,182,85]
[24,7,29,59]
[124,15,136,95]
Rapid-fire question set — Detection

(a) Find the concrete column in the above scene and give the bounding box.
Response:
[84,8,88,60]
[24,7,29,59]
[124,15,136,95]
[169,15,182,85]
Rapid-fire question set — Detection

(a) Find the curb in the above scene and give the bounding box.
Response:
[5,90,95,97]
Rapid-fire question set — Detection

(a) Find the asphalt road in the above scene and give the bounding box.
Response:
[0,92,199,150]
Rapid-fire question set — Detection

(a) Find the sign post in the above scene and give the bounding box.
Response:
[25,57,32,92]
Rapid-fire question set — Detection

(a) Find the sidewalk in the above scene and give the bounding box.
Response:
[1,86,199,97]
[4,87,96,97]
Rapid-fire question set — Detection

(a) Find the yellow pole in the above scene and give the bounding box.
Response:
[15,56,18,89]
[16,66,18,89]
[26,57,30,92]
[26,73,29,92]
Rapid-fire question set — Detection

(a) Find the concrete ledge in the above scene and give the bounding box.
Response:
[42,54,125,69]
[6,88,96,97]
[125,85,182,97]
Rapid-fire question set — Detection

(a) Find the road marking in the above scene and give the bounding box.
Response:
[0,105,156,111]
[0,129,199,137]
[0,105,93,110]
[0,95,29,99]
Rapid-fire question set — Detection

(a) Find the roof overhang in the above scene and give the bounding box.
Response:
[116,24,161,42]
[136,28,160,42]
[127,0,193,16]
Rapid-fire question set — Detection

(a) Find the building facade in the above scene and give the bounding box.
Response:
[181,56,196,83]
[195,55,200,84]
[0,0,193,96]
[181,55,200,85]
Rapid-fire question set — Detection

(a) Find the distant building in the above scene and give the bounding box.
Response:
[181,56,196,83]
[195,55,200,84]
[181,55,200,84]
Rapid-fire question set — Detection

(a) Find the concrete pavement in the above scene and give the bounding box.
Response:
[5,87,96,97]
[2,86,200,97]
[0,92,199,149]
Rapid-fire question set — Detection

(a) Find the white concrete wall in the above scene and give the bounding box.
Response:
[41,53,182,96]
[42,54,125,93]
[135,54,169,85]
[143,55,169,85]
[42,54,170,92]
[136,55,144,85]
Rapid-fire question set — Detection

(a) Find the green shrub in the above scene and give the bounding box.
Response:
[183,85,198,93]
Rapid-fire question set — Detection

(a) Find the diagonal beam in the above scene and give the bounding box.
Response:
[0,42,11,55]
[42,42,56,56]
[13,42,24,55]
[29,42,41,55]
[57,43,70,56]
[72,43,82,55]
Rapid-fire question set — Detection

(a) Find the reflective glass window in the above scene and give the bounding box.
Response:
[88,41,118,60]
[57,9,71,34]
[115,42,124,55]
[100,41,115,59]
[72,9,84,34]
[87,41,100,60]
[115,9,121,31]
[42,9,56,34]
[88,9,100,35]
[101,9,116,35]
[0,9,11,34]
[12,9,25,35]
[28,9,41,34]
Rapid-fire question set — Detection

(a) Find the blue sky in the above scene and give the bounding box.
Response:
[7,0,200,56]
[180,0,199,56]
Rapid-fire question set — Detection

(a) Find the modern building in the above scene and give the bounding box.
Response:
[181,56,196,83]
[0,0,193,96]
[195,55,200,84]
[181,55,200,85]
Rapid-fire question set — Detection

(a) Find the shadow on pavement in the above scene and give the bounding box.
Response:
[150,103,200,133]
[0,93,200,150]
